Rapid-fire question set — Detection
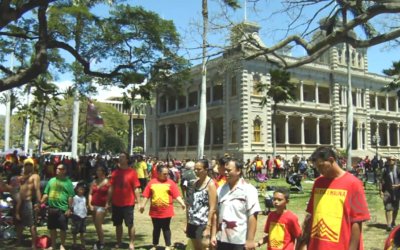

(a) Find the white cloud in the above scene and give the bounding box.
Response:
[0,80,124,116]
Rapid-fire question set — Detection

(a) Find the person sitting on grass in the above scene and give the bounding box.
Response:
[256,187,302,250]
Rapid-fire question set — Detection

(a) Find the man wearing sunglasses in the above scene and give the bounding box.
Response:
[41,164,75,250]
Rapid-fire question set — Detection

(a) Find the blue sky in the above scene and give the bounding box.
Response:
[131,0,398,75]
[1,1,398,115]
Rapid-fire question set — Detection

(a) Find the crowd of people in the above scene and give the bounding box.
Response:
[0,147,399,250]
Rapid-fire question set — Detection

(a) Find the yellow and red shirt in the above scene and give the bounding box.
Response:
[142,178,181,218]
[306,172,370,250]
[264,210,302,250]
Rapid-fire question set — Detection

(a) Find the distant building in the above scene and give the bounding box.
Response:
[146,22,397,161]
[98,97,146,150]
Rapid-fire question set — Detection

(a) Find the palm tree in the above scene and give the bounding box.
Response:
[122,89,147,155]
[256,69,297,159]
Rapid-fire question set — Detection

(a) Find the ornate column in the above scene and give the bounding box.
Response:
[301,116,305,145]
[357,123,362,150]
[397,124,400,146]
[376,122,380,145]
[166,98,169,112]
[285,115,289,144]
[210,119,214,145]
[185,90,189,110]
[300,81,304,102]
[175,124,179,147]
[315,83,319,103]
[185,122,189,146]
[387,122,391,146]
[316,117,320,145]
[332,83,342,149]
[375,94,378,110]
[386,94,389,111]
[165,125,169,148]
[343,123,347,149]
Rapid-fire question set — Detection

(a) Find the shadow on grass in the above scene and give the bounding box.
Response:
[367,222,388,230]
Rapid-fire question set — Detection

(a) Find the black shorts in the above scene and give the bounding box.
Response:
[384,191,400,211]
[186,223,207,239]
[217,241,244,250]
[139,178,147,190]
[112,205,134,227]
[47,207,68,231]
[71,214,86,234]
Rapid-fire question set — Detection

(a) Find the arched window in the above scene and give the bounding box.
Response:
[231,119,238,143]
[253,117,262,142]
[253,74,261,95]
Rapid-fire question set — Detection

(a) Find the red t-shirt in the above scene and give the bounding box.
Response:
[142,178,180,218]
[306,172,370,250]
[110,168,140,207]
[264,210,302,250]
[151,164,158,179]
[90,182,110,207]
[384,225,400,250]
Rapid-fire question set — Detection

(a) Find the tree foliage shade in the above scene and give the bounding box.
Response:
[242,1,400,69]
[256,69,297,108]
[0,1,189,95]
[383,60,400,96]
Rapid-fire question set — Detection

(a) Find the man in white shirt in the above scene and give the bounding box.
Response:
[211,159,261,250]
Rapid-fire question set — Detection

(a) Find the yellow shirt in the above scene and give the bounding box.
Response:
[135,161,148,179]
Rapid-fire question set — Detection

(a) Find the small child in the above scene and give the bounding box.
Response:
[256,187,302,250]
[71,183,88,249]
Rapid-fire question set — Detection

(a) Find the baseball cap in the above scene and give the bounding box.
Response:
[24,158,35,166]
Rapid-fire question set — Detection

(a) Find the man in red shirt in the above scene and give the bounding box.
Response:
[108,152,141,250]
[297,146,370,250]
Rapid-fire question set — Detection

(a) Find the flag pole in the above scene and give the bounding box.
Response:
[84,99,91,155]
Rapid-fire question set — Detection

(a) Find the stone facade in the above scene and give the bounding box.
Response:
[146,22,398,161]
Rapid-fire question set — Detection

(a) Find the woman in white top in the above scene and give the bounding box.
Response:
[186,159,217,250]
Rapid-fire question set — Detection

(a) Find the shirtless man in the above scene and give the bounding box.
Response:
[16,158,41,249]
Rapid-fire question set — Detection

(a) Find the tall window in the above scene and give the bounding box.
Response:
[231,74,237,96]
[231,120,238,143]
[253,74,261,95]
[253,118,262,142]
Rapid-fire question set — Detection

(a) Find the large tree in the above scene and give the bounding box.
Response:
[197,0,240,159]
[0,1,188,93]
[232,1,400,69]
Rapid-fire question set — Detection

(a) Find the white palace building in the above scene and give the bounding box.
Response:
[145,22,398,161]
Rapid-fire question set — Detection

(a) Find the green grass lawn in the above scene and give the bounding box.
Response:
[4,177,389,250]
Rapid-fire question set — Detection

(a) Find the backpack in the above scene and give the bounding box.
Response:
[299,161,307,171]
